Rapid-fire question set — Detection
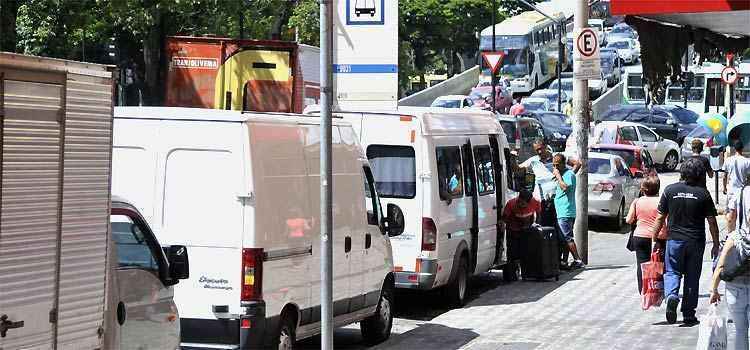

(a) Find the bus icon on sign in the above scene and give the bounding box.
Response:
[355,0,376,17]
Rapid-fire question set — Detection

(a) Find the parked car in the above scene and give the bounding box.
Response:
[607,38,639,65]
[599,104,700,144]
[113,107,406,348]
[577,152,643,229]
[431,95,475,108]
[522,110,573,151]
[530,89,569,112]
[600,48,624,86]
[497,115,546,163]
[571,121,682,171]
[550,77,574,99]
[550,75,604,101]
[590,144,657,176]
[522,97,551,112]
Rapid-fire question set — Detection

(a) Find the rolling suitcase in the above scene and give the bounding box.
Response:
[521,225,561,281]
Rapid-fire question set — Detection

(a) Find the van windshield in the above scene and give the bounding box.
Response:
[366,145,416,199]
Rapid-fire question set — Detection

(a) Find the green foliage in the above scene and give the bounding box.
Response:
[288,0,319,46]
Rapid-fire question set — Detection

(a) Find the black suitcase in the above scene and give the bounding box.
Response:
[521,225,560,281]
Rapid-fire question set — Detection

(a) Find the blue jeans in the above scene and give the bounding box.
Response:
[664,239,705,318]
[727,277,750,350]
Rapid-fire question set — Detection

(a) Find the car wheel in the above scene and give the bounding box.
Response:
[361,282,394,345]
[664,151,679,172]
[447,256,470,308]
[275,314,296,350]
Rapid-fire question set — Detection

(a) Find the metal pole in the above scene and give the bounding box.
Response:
[491,0,497,114]
[558,23,563,112]
[683,51,689,109]
[319,0,334,348]
[573,0,589,264]
[725,54,733,118]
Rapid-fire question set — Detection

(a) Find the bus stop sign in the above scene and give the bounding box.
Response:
[573,28,601,81]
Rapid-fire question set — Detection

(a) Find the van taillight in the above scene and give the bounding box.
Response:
[422,218,437,251]
[241,248,264,302]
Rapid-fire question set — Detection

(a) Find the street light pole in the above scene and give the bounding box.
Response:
[573,0,589,264]
[518,0,563,112]
[319,0,334,348]
[491,0,497,114]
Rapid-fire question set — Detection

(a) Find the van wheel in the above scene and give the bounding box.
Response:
[275,315,296,350]
[361,283,394,345]
[447,257,470,308]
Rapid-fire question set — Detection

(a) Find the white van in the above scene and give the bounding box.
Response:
[305,107,515,306]
[111,107,405,349]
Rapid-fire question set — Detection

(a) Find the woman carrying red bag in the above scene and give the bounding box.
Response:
[641,249,665,310]
[626,175,667,294]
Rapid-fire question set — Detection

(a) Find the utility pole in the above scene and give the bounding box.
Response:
[491,0,497,114]
[319,0,334,348]
[573,0,589,264]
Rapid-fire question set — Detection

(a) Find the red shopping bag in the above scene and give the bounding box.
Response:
[641,250,664,310]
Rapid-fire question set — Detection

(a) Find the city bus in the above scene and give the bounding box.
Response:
[479,10,569,95]
[622,62,750,115]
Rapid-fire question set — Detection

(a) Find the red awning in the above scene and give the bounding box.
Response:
[611,0,750,16]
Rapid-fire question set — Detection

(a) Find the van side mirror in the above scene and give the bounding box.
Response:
[383,203,405,237]
[163,245,189,284]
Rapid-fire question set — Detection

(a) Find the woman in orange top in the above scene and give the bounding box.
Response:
[626,175,668,293]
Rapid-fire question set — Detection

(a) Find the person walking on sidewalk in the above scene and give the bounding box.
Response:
[709,185,750,350]
[652,157,720,325]
[552,153,584,269]
[502,189,541,281]
[724,139,750,232]
[626,175,668,294]
[683,139,713,188]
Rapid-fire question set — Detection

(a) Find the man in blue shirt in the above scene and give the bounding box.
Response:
[552,153,584,269]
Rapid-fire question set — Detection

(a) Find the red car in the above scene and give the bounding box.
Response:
[590,144,657,177]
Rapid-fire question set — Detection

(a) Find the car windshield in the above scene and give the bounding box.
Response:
[669,107,699,123]
[589,158,612,174]
[608,41,629,49]
[591,148,635,167]
[499,121,516,144]
[431,99,461,108]
[601,108,635,121]
[469,91,485,100]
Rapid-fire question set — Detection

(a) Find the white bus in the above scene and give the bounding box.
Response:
[623,62,750,115]
[480,10,569,95]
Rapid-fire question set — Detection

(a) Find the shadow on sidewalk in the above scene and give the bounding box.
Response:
[369,323,480,350]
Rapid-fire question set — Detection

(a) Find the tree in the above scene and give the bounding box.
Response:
[0,0,22,52]
[288,0,319,46]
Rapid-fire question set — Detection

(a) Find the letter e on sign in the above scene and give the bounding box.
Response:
[576,28,598,58]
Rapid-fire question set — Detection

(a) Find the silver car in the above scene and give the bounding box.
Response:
[585,152,643,230]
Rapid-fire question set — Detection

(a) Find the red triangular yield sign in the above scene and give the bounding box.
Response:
[482,52,504,74]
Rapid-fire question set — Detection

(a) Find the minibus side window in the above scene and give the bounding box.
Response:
[111,214,159,271]
[474,146,496,195]
[436,146,463,200]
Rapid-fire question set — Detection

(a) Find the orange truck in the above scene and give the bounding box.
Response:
[164,36,320,113]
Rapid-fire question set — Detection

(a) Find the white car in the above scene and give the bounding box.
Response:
[578,152,642,229]
[589,70,608,99]
[607,38,639,65]
[580,121,682,171]
[588,19,607,46]
[521,97,551,112]
[431,95,475,109]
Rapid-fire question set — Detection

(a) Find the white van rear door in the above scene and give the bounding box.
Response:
[158,121,246,319]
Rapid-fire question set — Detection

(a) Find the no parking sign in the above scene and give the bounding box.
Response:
[573,28,601,81]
